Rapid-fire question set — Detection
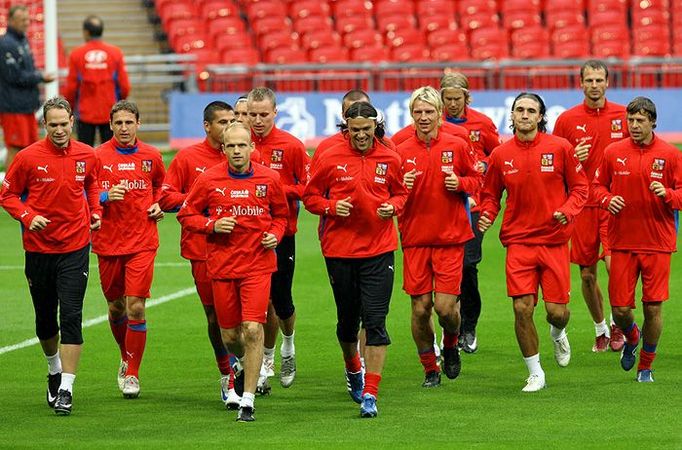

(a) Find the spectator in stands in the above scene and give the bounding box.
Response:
[0,5,56,169]
[64,15,130,147]
[553,60,629,353]
[440,72,501,354]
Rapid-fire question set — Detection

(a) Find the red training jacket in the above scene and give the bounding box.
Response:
[391,121,469,147]
[480,132,589,246]
[303,138,409,258]
[177,162,289,279]
[91,139,165,256]
[64,39,130,125]
[553,99,628,206]
[593,134,682,253]
[0,138,101,253]
[252,125,310,236]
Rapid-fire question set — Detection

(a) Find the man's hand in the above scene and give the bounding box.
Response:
[650,181,667,198]
[147,203,164,222]
[553,211,568,225]
[108,182,127,201]
[261,232,278,249]
[608,195,626,215]
[42,72,56,83]
[336,196,353,217]
[478,214,492,233]
[214,216,237,233]
[29,215,50,231]
[444,172,459,191]
[574,140,591,162]
[376,202,394,219]
[476,161,486,174]
[404,169,417,190]
[90,213,101,231]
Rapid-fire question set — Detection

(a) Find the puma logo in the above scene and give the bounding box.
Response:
[407,158,417,165]
[289,256,294,262]
[215,187,226,196]
[196,166,206,173]
[337,164,348,172]
[205,218,214,227]
[37,165,48,173]
[388,265,394,272]
[504,160,514,168]
[83,272,88,277]
[102,165,113,172]
[576,124,587,133]
[20,210,29,218]
[617,157,627,166]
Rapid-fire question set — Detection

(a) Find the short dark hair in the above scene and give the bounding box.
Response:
[110,100,140,121]
[43,97,72,120]
[83,15,103,38]
[342,101,386,138]
[203,101,233,123]
[342,89,370,104]
[580,59,609,81]
[627,96,657,128]
[510,92,548,133]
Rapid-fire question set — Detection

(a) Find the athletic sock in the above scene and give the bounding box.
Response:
[550,324,566,341]
[418,348,440,373]
[344,352,362,373]
[124,320,147,378]
[46,351,62,375]
[280,331,295,358]
[362,372,381,398]
[594,320,609,337]
[623,322,640,344]
[523,354,543,376]
[263,346,275,362]
[59,373,76,393]
[442,331,459,349]
[215,347,230,376]
[108,314,128,359]
[240,392,255,409]
[638,342,657,371]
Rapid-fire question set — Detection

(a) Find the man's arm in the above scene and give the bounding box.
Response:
[267,177,290,242]
[302,163,336,216]
[283,143,310,200]
[478,156,504,228]
[0,155,37,227]
[0,41,44,88]
[158,156,188,212]
[555,147,589,221]
[177,177,214,234]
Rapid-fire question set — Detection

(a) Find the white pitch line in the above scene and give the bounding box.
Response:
[0,286,196,356]
[0,261,188,271]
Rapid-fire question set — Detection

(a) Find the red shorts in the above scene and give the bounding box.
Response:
[506,244,570,304]
[98,251,156,301]
[402,245,464,296]
[570,206,610,266]
[608,250,671,308]
[212,274,271,329]
[191,259,214,306]
[0,113,38,148]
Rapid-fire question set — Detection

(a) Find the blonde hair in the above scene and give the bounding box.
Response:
[440,72,471,105]
[409,86,443,126]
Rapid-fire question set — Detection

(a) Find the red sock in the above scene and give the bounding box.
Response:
[344,352,362,373]
[363,372,381,398]
[124,320,147,378]
[108,314,128,360]
[637,349,656,371]
[443,331,459,349]
[217,353,231,376]
[624,323,640,344]
[418,349,440,373]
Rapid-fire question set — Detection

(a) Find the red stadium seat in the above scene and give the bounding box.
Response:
[293,15,334,35]
[386,28,426,48]
[589,10,627,27]
[350,45,390,62]
[587,0,627,15]
[592,40,630,58]
[377,14,417,33]
[375,0,416,16]
[461,12,501,31]
[221,48,260,65]
[290,0,330,19]
[546,10,586,30]
[257,30,298,53]
[553,39,590,58]
[159,3,195,27]
[503,11,542,30]
[335,16,375,34]
[309,46,350,63]
[265,47,307,64]
[632,10,670,27]
[343,31,384,49]
[545,0,584,14]
[332,0,373,18]
[470,27,507,48]
[201,0,239,20]
[416,0,455,17]
[247,1,288,20]
[591,24,628,43]
[301,30,342,50]
[419,14,457,33]
[511,41,551,58]
[511,26,549,47]
[427,29,467,48]
[431,45,470,61]
[215,33,253,53]
[633,41,671,56]
[390,44,430,62]
[207,16,246,38]
[251,17,291,37]
[174,34,208,53]
[458,0,497,16]
[470,43,509,60]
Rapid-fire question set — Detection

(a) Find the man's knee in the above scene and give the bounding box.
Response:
[126,297,146,320]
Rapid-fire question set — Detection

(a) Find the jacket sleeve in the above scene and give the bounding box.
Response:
[556,145,589,221]
[303,161,336,216]
[267,176,290,242]
[151,153,166,203]
[283,143,310,200]
[479,155,504,224]
[593,152,614,210]
[177,176,214,234]
[454,140,482,195]
[386,158,409,215]
[0,154,37,227]
[664,150,682,209]
[159,155,188,212]
[0,40,43,88]
[85,156,103,217]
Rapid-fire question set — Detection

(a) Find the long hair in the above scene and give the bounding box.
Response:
[509,92,548,133]
[340,101,386,139]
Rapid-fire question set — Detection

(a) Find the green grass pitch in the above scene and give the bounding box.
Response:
[0,156,681,447]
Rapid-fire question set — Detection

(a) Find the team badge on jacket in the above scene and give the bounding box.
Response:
[255,184,268,198]
[75,161,86,174]
[375,163,388,176]
[441,151,453,164]
[271,149,284,162]
[469,130,481,142]
[142,160,152,172]
[652,158,666,171]
[541,153,554,172]
[610,119,624,138]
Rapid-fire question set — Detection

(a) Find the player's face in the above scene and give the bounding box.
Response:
[248,99,276,137]
[442,87,466,118]
[580,67,608,102]
[511,97,541,134]
[204,109,234,145]
[347,117,376,152]
[411,99,439,137]
[44,108,74,148]
[9,9,30,34]
[110,110,140,146]
[223,127,254,173]
[234,101,249,123]
[627,111,654,144]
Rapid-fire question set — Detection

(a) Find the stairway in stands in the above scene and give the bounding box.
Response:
[57,0,169,144]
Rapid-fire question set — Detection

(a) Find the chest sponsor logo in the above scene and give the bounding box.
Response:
[231,189,249,198]
[441,165,454,174]
[271,149,284,162]
[255,184,268,198]
[118,162,135,171]
[375,162,388,176]
[76,161,86,174]
[270,163,283,170]
[576,124,587,133]
[614,158,630,175]
[102,164,113,173]
[37,164,48,173]
[540,153,554,172]
[119,179,148,190]
[230,205,265,216]
[441,151,453,164]
[469,130,481,143]
[337,164,348,172]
